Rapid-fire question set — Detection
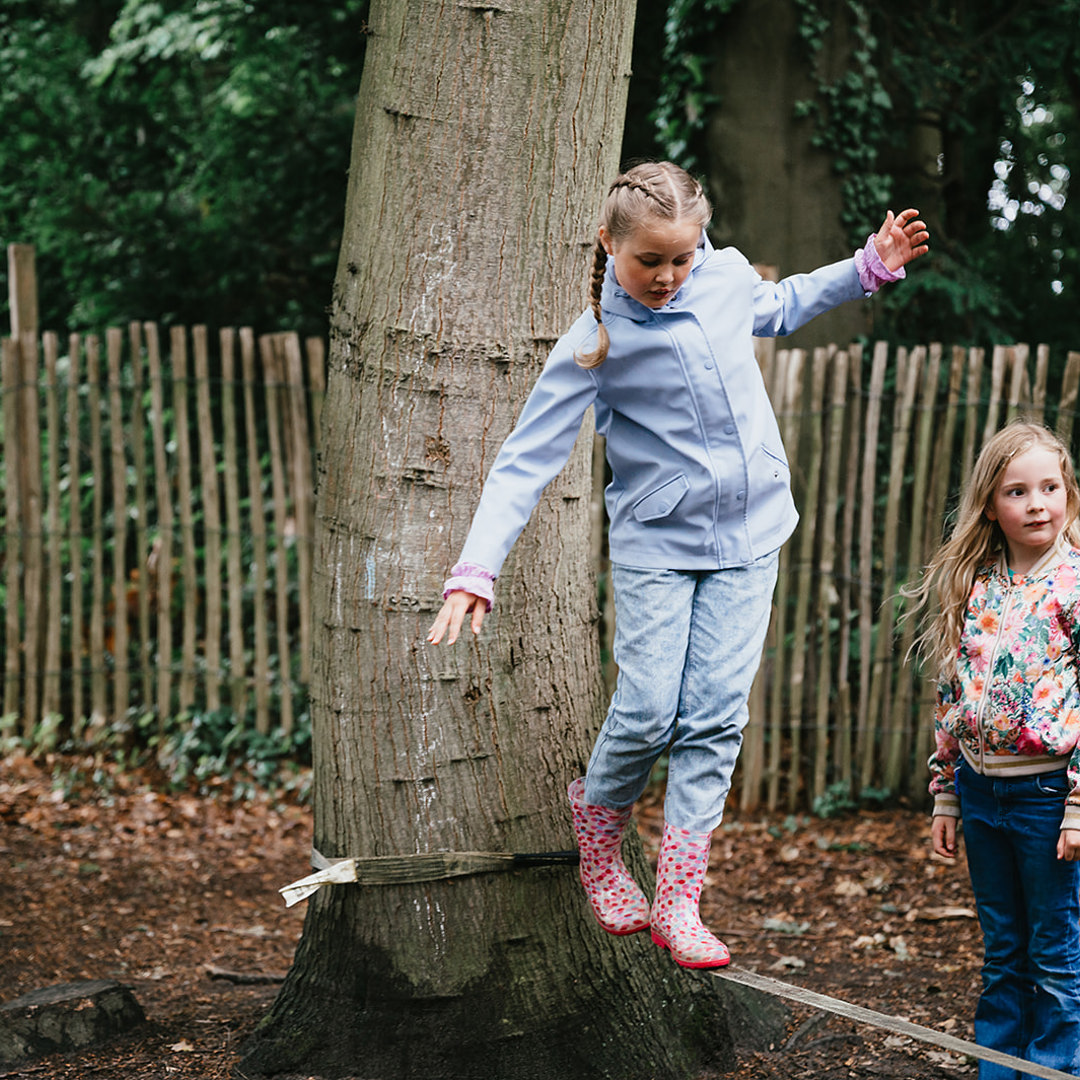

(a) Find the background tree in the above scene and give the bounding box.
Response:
[643,0,1078,353]
[5,0,1076,354]
[0,0,368,338]
[238,2,781,1078]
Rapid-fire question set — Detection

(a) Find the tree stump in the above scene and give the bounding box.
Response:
[0,980,145,1064]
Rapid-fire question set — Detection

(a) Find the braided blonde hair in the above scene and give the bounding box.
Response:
[575,161,712,369]
[903,419,1080,680]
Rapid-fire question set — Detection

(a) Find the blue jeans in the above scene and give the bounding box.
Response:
[957,762,1080,1079]
[584,554,778,834]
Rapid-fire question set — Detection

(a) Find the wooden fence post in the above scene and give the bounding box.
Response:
[241,328,272,735]
[220,328,248,716]
[885,345,937,794]
[145,323,174,725]
[767,348,803,810]
[855,341,889,789]
[811,346,849,804]
[193,326,223,712]
[7,244,37,338]
[85,335,108,728]
[106,327,130,729]
[2,338,22,720]
[172,326,198,712]
[66,334,85,728]
[834,343,863,791]
[259,334,294,734]
[129,322,152,709]
[42,333,62,721]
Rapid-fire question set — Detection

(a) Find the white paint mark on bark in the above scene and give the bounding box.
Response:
[365,554,376,599]
[410,225,457,334]
[412,895,449,954]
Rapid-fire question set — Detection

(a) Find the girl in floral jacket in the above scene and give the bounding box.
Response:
[909,419,1080,1079]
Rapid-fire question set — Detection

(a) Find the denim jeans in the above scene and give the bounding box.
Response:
[583,553,778,834]
[957,761,1080,1079]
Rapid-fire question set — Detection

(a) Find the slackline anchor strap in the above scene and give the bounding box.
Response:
[280,859,1072,1079]
[715,965,1078,1080]
[279,847,579,908]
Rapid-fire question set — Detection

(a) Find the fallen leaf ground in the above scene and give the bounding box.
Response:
[0,753,984,1079]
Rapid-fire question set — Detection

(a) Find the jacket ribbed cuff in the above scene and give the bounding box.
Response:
[931,791,961,818]
[442,562,495,612]
[855,234,906,295]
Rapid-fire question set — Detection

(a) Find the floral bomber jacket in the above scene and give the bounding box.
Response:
[928,542,1080,830]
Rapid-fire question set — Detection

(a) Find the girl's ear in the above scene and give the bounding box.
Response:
[598,226,615,256]
[984,502,998,522]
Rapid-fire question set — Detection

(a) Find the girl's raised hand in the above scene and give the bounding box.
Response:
[427,589,487,645]
[876,208,930,271]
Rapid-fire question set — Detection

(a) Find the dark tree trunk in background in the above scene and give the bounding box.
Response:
[239,1,784,1078]
[707,0,869,348]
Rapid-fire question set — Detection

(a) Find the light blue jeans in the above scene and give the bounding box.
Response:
[584,554,778,834]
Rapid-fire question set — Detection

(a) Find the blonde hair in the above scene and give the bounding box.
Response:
[905,418,1080,679]
[575,161,712,369]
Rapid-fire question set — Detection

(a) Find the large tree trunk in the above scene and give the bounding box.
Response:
[239,2,783,1079]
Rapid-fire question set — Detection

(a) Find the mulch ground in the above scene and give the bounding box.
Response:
[0,752,984,1079]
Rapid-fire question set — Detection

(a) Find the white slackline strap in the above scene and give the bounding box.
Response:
[279,854,1073,1079]
[278,846,579,908]
[715,965,1077,1080]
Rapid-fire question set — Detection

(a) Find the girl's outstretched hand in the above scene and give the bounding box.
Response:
[1058,828,1080,861]
[876,208,930,271]
[427,590,487,645]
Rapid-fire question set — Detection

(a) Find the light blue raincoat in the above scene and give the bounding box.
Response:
[458,236,866,576]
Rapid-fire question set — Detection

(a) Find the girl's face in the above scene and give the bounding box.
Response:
[599,217,701,309]
[985,446,1069,572]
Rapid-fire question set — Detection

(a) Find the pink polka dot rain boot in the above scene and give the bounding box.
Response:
[650,821,730,968]
[567,778,651,936]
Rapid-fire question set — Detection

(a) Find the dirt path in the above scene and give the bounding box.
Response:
[1,754,982,1078]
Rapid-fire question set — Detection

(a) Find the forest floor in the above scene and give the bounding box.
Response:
[0,752,985,1080]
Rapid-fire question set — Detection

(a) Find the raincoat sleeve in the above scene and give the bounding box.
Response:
[455,326,600,579]
[751,258,865,337]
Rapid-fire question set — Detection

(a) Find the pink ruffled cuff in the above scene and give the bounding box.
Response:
[855,233,905,295]
[442,562,495,612]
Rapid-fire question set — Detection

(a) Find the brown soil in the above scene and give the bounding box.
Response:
[0,753,983,1079]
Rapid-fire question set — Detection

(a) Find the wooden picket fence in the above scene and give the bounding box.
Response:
[1,322,325,740]
[731,338,1080,811]
[3,280,1079,807]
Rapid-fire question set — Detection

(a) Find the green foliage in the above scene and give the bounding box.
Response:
[811,781,893,818]
[8,703,312,800]
[651,0,743,169]
[0,0,370,338]
[153,706,312,799]
[649,0,1080,352]
[871,1,1080,351]
[792,0,894,241]
[811,780,857,818]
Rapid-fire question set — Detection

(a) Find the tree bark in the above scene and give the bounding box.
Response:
[240,2,784,1078]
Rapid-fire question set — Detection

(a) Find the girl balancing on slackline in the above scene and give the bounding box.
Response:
[428,160,929,968]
